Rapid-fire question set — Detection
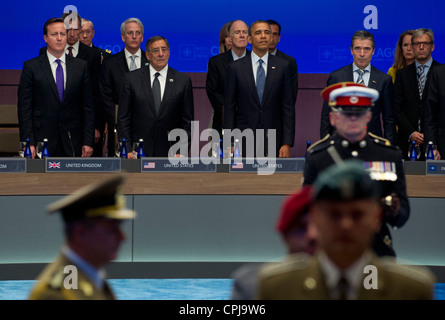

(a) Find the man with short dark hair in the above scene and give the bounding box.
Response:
[18,17,95,157]
[265,19,298,105]
[258,160,435,300]
[99,18,149,157]
[117,36,194,157]
[224,20,294,157]
[395,28,441,160]
[320,30,395,145]
[29,175,135,300]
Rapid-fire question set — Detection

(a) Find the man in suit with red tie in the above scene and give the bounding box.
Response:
[18,17,95,158]
[396,28,441,159]
[117,36,194,157]
[224,20,295,157]
[319,30,396,145]
[99,18,149,157]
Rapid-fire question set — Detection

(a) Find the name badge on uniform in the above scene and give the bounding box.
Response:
[363,161,397,181]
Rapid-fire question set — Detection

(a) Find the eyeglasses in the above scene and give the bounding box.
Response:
[412,41,433,47]
[149,47,169,54]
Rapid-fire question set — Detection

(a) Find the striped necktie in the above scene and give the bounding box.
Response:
[417,65,425,99]
[356,69,366,85]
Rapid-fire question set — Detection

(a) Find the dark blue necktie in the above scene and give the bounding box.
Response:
[152,72,161,113]
[55,59,64,101]
[256,58,265,103]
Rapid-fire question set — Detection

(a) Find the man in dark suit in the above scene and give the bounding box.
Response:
[224,20,295,157]
[320,30,396,145]
[117,36,194,157]
[40,12,103,156]
[79,18,112,64]
[206,20,250,138]
[397,28,440,159]
[258,160,435,300]
[425,64,445,159]
[99,17,148,157]
[266,19,298,106]
[18,18,94,158]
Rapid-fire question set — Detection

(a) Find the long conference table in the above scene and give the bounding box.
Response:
[1,158,445,281]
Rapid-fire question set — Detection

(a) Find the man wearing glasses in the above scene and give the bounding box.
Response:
[99,18,149,157]
[395,28,441,160]
[319,30,396,145]
[117,36,194,157]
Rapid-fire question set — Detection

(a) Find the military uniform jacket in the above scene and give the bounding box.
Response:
[303,133,410,257]
[257,252,435,300]
[28,253,116,300]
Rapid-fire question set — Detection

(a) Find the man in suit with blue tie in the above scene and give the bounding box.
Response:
[99,18,149,157]
[320,30,396,145]
[117,36,194,157]
[18,18,95,158]
[224,20,295,157]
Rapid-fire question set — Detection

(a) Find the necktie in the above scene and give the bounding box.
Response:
[67,46,73,56]
[256,59,265,103]
[129,55,137,71]
[356,69,366,85]
[337,275,349,300]
[55,59,64,101]
[418,65,425,99]
[152,72,161,114]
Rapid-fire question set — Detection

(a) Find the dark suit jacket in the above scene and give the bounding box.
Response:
[206,49,250,137]
[17,53,95,157]
[224,53,295,156]
[425,64,445,156]
[117,65,194,157]
[395,60,441,159]
[92,44,112,64]
[320,64,396,144]
[99,49,149,156]
[275,49,298,106]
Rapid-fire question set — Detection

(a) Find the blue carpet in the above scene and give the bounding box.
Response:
[0,279,444,300]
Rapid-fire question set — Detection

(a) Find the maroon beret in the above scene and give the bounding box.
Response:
[276,186,312,233]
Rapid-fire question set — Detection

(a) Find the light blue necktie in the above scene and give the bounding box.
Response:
[256,59,265,103]
[129,55,137,71]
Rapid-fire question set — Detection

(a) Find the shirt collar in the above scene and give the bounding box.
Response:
[124,47,141,59]
[352,63,371,73]
[251,51,269,66]
[149,64,168,79]
[47,50,66,64]
[416,57,433,69]
[63,246,107,290]
[231,49,247,61]
[318,250,372,299]
[66,41,79,53]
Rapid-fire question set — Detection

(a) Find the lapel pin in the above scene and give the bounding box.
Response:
[169,79,174,82]
[145,63,149,66]
[272,66,276,69]
[372,80,376,84]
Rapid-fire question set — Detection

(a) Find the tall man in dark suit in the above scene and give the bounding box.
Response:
[18,18,95,158]
[395,28,440,160]
[99,18,148,157]
[266,19,298,106]
[206,20,250,138]
[224,20,295,157]
[320,30,396,145]
[117,36,194,157]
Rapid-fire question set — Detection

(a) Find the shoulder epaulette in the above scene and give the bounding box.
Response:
[259,253,310,279]
[379,258,436,284]
[307,134,331,153]
[368,132,392,146]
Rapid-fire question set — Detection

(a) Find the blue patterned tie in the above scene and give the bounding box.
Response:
[55,59,64,101]
[256,59,265,103]
[130,55,137,71]
[418,65,425,99]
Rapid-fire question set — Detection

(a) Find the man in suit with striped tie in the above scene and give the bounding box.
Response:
[320,31,396,145]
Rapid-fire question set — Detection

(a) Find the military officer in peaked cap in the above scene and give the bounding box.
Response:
[258,160,434,300]
[303,82,409,257]
[29,175,135,300]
